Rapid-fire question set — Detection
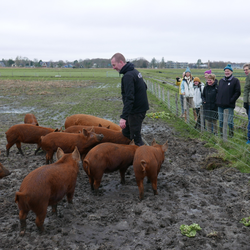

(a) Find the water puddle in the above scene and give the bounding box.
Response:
[0,106,35,114]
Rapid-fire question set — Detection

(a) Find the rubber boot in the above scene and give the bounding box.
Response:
[193,109,197,122]
[219,127,223,137]
[184,111,187,122]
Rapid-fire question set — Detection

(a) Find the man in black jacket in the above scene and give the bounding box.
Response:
[111,53,149,146]
[216,64,241,137]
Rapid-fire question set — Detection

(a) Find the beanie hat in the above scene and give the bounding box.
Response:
[185,67,191,73]
[224,64,233,72]
[193,77,201,82]
[204,69,211,74]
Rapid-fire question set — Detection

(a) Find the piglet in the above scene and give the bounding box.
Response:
[133,139,168,200]
[40,128,104,164]
[24,113,39,126]
[64,125,131,144]
[65,114,121,131]
[83,140,138,193]
[0,163,11,179]
[5,124,59,156]
[15,147,80,235]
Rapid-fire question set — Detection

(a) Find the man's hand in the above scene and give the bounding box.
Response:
[119,118,126,129]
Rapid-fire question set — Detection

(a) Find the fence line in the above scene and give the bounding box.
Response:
[146,79,250,169]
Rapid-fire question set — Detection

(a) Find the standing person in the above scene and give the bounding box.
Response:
[202,74,218,135]
[216,64,241,137]
[243,63,250,144]
[181,67,195,122]
[111,53,149,146]
[176,72,185,117]
[204,69,212,83]
[193,77,205,128]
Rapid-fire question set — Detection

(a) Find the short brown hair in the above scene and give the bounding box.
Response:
[111,53,126,63]
[207,74,216,80]
[243,63,250,69]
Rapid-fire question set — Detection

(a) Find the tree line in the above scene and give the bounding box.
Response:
[0,56,246,69]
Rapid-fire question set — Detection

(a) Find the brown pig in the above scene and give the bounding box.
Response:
[40,128,104,164]
[64,125,131,144]
[0,163,11,179]
[133,139,168,200]
[24,113,39,126]
[83,141,138,193]
[15,147,81,235]
[5,124,59,156]
[64,114,121,131]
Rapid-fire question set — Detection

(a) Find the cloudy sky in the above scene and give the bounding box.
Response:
[1,0,249,63]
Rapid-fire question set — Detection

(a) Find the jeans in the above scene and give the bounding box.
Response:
[180,95,184,114]
[122,112,146,146]
[218,107,234,129]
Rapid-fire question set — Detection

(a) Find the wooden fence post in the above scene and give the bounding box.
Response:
[162,87,165,102]
[167,90,170,109]
[175,93,179,116]
[223,109,229,141]
[200,106,204,132]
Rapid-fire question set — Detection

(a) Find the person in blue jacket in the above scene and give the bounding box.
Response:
[111,53,149,146]
[216,64,241,137]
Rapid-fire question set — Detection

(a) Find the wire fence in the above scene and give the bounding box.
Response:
[146,79,250,169]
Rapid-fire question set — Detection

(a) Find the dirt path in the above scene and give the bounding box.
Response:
[1,115,250,250]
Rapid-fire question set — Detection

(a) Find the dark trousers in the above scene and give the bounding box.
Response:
[122,112,146,146]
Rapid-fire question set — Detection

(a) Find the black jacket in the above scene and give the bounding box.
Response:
[202,80,218,120]
[202,80,218,112]
[216,75,241,108]
[120,62,149,119]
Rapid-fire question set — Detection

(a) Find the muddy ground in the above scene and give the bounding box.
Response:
[1,114,250,250]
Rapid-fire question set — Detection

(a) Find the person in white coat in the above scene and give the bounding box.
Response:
[193,77,205,128]
[181,67,195,122]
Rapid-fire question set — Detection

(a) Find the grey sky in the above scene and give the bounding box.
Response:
[1,0,249,63]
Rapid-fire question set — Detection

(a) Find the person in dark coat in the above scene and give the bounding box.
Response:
[111,53,149,146]
[216,64,241,137]
[202,74,218,135]
[243,63,250,144]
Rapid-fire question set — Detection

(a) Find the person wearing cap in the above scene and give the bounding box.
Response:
[193,77,205,128]
[204,69,212,83]
[202,74,218,134]
[243,63,250,144]
[176,72,185,117]
[181,67,195,122]
[216,64,241,138]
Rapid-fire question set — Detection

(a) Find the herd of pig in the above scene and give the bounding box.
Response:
[1,113,168,236]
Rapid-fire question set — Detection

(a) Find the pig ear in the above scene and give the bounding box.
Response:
[82,128,88,136]
[98,124,102,127]
[107,125,110,129]
[72,146,80,162]
[56,147,64,160]
[151,138,157,146]
[54,128,59,132]
[162,141,168,152]
[129,139,135,145]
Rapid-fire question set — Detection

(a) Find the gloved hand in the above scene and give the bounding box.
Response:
[176,77,181,82]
